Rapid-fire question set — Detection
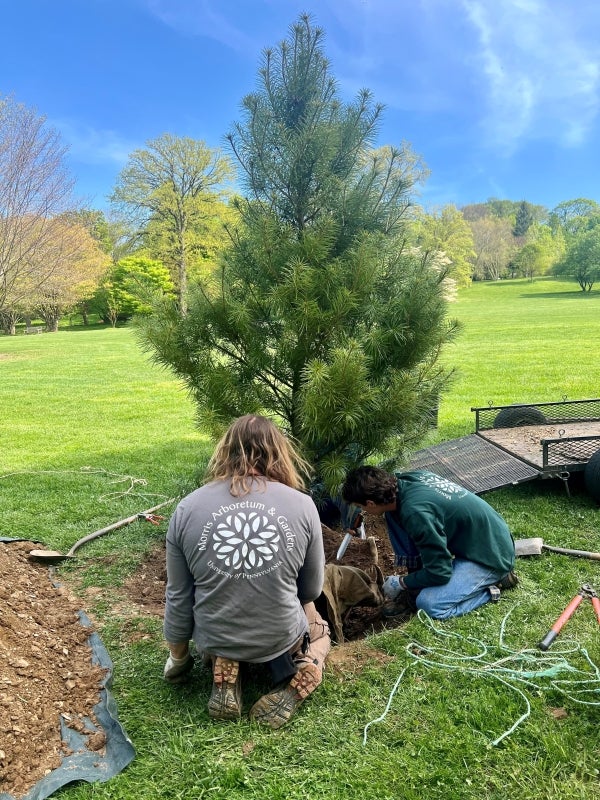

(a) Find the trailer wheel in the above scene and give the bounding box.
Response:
[584,449,600,504]
[493,405,547,429]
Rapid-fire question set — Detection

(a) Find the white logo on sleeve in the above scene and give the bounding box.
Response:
[213,511,280,570]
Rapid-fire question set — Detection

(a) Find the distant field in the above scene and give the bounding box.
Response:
[436,277,600,438]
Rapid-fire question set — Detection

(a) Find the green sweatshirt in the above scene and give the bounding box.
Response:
[392,471,515,591]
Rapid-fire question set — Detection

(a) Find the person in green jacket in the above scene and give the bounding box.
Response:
[341,467,517,619]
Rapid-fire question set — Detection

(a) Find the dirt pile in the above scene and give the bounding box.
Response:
[0,541,107,799]
[122,516,400,638]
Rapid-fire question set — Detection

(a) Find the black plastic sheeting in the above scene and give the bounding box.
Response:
[0,538,135,800]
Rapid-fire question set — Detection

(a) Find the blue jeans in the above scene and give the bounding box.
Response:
[415,558,506,619]
[383,513,505,619]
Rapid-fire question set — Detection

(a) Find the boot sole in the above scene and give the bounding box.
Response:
[208,657,242,720]
[249,662,321,729]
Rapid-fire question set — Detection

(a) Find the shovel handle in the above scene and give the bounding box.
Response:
[542,545,600,560]
[67,499,175,556]
[538,593,583,651]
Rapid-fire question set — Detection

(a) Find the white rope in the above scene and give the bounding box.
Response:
[362,608,600,747]
[362,666,410,746]
[0,466,169,504]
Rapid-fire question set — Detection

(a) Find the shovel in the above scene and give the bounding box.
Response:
[336,519,367,561]
[514,537,600,561]
[27,499,175,564]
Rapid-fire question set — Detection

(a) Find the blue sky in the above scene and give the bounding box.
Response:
[2,0,599,212]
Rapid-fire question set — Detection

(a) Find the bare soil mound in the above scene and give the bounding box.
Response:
[0,541,107,799]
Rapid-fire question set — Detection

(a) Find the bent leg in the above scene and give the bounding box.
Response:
[416,559,505,620]
[250,604,330,729]
[294,601,331,672]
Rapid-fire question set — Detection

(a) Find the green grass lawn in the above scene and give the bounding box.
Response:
[436,278,600,439]
[1,278,599,800]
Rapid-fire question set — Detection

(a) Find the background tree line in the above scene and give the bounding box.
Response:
[3,92,599,338]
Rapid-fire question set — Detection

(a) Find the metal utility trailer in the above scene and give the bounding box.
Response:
[410,398,600,502]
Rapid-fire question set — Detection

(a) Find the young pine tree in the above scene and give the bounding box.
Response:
[138,15,460,494]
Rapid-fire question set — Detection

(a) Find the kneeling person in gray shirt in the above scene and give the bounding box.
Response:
[163,414,330,729]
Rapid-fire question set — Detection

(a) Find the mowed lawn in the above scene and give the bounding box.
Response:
[1,277,599,800]
[437,278,600,438]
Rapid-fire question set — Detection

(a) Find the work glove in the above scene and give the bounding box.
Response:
[163,651,194,683]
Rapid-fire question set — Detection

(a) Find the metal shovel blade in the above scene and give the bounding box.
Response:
[514,537,544,557]
[336,521,366,560]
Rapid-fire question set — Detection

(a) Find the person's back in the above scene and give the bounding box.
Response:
[165,478,324,662]
[395,471,514,579]
[341,465,517,620]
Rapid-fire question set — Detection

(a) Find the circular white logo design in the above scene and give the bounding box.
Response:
[213,512,280,570]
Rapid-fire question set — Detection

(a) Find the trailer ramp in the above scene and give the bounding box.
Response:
[409,434,540,495]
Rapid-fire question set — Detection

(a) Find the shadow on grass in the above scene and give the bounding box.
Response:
[519,290,600,299]
[470,278,598,299]
[58,322,131,333]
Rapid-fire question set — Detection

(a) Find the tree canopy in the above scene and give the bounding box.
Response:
[0,96,78,315]
[554,225,600,291]
[111,134,233,313]
[411,205,474,287]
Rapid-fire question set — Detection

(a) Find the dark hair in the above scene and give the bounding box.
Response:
[341,466,397,506]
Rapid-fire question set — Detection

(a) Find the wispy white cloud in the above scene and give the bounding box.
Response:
[51,119,139,166]
[141,0,600,155]
[461,0,600,152]
[143,0,260,54]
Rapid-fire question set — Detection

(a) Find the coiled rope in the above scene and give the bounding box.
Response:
[0,466,170,503]
[363,607,600,747]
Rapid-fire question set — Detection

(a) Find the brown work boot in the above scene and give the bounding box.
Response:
[497,570,519,590]
[208,657,242,721]
[249,662,322,729]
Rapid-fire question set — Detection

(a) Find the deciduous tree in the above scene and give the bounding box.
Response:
[0,96,77,314]
[111,135,233,314]
[93,255,175,324]
[554,226,600,291]
[31,218,109,331]
[468,217,516,280]
[411,205,474,287]
[512,225,564,280]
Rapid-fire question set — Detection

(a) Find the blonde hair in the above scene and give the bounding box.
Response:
[206,415,312,496]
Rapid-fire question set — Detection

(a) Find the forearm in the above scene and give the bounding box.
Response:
[297,558,325,604]
[164,531,195,643]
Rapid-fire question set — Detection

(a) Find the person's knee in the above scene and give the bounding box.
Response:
[417,587,494,620]
[416,591,456,620]
[416,598,454,619]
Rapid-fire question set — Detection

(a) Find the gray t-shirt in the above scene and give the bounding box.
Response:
[163,478,325,662]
